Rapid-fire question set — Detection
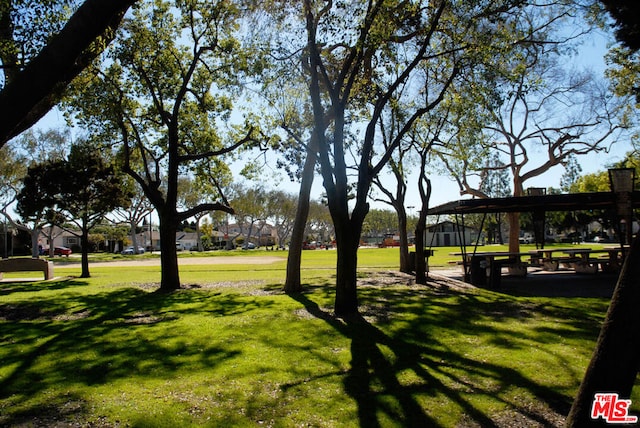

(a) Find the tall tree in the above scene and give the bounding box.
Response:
[480,152,511,244]
[56,144,131,277]
[371,104,414,273]
[111,178,154,253]
[229,184,268,248]
[302,0,517,315]
[300,0,566,312]
[266,190,298,250]
[440,10,627,253]
[6,128,71,258]
[67,0,262,290]
[15,161,61,258]
[17,143,131,277]
[560,154,584,193]
[284,130,318,292]
[251,15,320,291]
[0,142,26,224]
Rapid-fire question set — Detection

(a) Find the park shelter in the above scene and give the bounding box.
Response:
[429,190,640,247]
[428,187,640,286]
[429,191,640,216]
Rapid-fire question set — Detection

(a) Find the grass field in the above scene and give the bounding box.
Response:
[0,246,636,427]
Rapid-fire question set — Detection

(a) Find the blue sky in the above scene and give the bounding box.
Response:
[33,28,631,214]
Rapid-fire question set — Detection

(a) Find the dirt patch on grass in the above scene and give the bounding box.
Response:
[359,269,476,293]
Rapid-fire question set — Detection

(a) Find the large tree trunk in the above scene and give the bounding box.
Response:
[566,235,640,426]
[195,216,203,252]
[415,220,427,285]
[415,163,431,284]
[30,228,40,259]
[80,220,90,278]
[334,221,361,316]
[397,209,411,273]
[284,144,316,293]
[508,181,524,253]
[130,219,139,253]
[507,211,521,253]
[158,211,180,291]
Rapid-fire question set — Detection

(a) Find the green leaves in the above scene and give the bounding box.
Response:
[17,143,132,227]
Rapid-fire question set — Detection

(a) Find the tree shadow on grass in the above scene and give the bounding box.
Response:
[0,280,272,426]
[288,282,592,427]
[0,276,86,295]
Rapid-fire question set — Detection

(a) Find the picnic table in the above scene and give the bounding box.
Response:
[562,246,628,273]
[450,251,530,288]
[528,248,586,271]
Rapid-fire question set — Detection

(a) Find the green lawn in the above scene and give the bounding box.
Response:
[0,247,635,427]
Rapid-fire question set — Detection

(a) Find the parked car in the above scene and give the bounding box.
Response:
[302,241,317,250]
[43,246,72,257]
[121,246,145,255]
[519,233,533,244]
[243,242,256,249]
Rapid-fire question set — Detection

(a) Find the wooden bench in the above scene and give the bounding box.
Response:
[0,258,54,280]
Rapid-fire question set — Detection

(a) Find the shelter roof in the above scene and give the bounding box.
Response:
[428,191,640,215]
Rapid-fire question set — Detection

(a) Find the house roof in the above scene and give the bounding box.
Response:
[428,191,640,215]
[176,232,198,241]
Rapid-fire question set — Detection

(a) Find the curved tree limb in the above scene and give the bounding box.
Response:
[0,0,137,146]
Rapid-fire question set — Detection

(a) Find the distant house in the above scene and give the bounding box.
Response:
[176,232,199,250]
[133,230,161,252]
[39,226,80,250]
[424,221,481,247]
[210,230,227,249]
[224,223,277,246]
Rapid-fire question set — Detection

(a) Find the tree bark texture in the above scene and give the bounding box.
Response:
[158,211,181,291]
[397,210,411,273]
[414,221,427,285]
[507,211,521,254]
[284,143,317,293]
[80,219,90,278]
[566,235,640,426]
[30,229,40,259]
[334,222,361,316]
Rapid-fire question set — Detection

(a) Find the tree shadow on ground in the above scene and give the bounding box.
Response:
[0,279,273,426]
[288,277,600,427]
[0,276,84,295]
